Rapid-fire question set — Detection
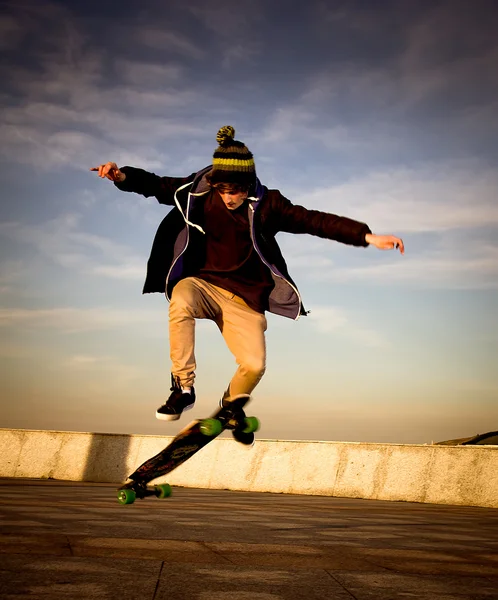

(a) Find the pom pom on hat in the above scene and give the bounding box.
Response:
[210,125,256,187]
[216,125,236,147]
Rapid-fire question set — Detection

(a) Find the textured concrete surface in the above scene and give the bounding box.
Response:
[2,428,497,507]
[0,478,497,599]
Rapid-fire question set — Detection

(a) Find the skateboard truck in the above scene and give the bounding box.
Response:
[117,479,173,505]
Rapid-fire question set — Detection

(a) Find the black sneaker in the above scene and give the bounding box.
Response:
[156,375,196,421]
[219,390,255,447]
[232,428,255,446]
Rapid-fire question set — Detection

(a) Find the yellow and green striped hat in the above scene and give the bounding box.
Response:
[210,125,256,187]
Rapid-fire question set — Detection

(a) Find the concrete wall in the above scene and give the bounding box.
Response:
[1,428,497,508]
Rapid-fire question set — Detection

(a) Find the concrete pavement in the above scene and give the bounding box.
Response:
[0,478,497,599]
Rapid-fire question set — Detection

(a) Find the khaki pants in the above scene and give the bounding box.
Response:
[168,277,267,397]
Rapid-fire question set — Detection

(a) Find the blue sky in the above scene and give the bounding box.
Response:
[0,0,497,444]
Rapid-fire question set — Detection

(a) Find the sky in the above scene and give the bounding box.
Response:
[0,0,497,445]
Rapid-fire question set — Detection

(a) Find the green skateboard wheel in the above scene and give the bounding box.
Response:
[242,416,260,434]
[155,483,173,499]
[200,418,223,436]
[117,488,136,505]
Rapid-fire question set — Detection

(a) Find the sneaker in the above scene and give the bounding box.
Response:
[156,375,196,421]
[219,391,255,447]
[232,428,255,446]
[219,390,247,423]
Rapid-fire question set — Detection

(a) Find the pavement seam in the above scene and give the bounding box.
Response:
[65,535,74,557]
[152,561,165,599]
[324,570,359,600]
[200,542,236,564]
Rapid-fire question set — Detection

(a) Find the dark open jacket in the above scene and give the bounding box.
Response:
[115,166,372,320]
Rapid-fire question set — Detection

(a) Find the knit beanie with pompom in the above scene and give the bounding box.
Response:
[209,125,256,187]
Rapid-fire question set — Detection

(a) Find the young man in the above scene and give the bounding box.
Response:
[92,126,404,440]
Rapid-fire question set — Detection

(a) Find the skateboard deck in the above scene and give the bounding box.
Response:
[117,393,259,504]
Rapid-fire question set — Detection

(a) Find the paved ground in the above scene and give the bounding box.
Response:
[0,478,497,599]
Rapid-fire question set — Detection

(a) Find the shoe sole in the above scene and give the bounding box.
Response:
[234,437,255,448]
[219,392,252,408]
[233,432,255,448]
[156,402,195,421]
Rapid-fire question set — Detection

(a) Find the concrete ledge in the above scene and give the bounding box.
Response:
[1,428,497,508]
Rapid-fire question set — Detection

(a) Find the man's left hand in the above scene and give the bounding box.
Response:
[365,234,405,254]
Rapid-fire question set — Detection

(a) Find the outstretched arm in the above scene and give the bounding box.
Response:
[365,233,405,254]
[89,162,197,206]
[90,161,125,182]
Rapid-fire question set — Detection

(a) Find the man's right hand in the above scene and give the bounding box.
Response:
[90,162,126,182]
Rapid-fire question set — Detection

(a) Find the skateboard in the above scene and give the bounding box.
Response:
[116,393,259,505]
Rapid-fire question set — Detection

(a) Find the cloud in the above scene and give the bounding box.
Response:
[0,214,145,282]
[281,231,498,290]
[254,2,498,165]
[0,305,220,336]
[1,94,202,171]
[273,158,498,291]
[0,5,208,171]
[0,260,24,295]
[324,246,498,290]
[0,125,174,173]
[296,162,498,233]
[260,107,315,145]
[3,0,495,180]
[92,264,146,281]
[67,354,107,365]
[0,306,161,333]
[221,43,262,70]
[132,0,263,70]
[134,29,205,60]
[64,353,143,377]
[56,354,148,392]
[116,59,184,87]
[0,13,24,49]
[306,305,389,348]
[185,0,265,35]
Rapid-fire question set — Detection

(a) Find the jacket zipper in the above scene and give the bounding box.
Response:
[248,203,302,321]
[165,191,192,301]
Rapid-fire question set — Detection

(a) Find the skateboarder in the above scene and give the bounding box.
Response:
[91,125,404,425]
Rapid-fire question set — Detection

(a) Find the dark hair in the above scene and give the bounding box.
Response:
[205,171,250,193]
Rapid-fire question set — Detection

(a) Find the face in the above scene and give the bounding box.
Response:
[213,183,249,210]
